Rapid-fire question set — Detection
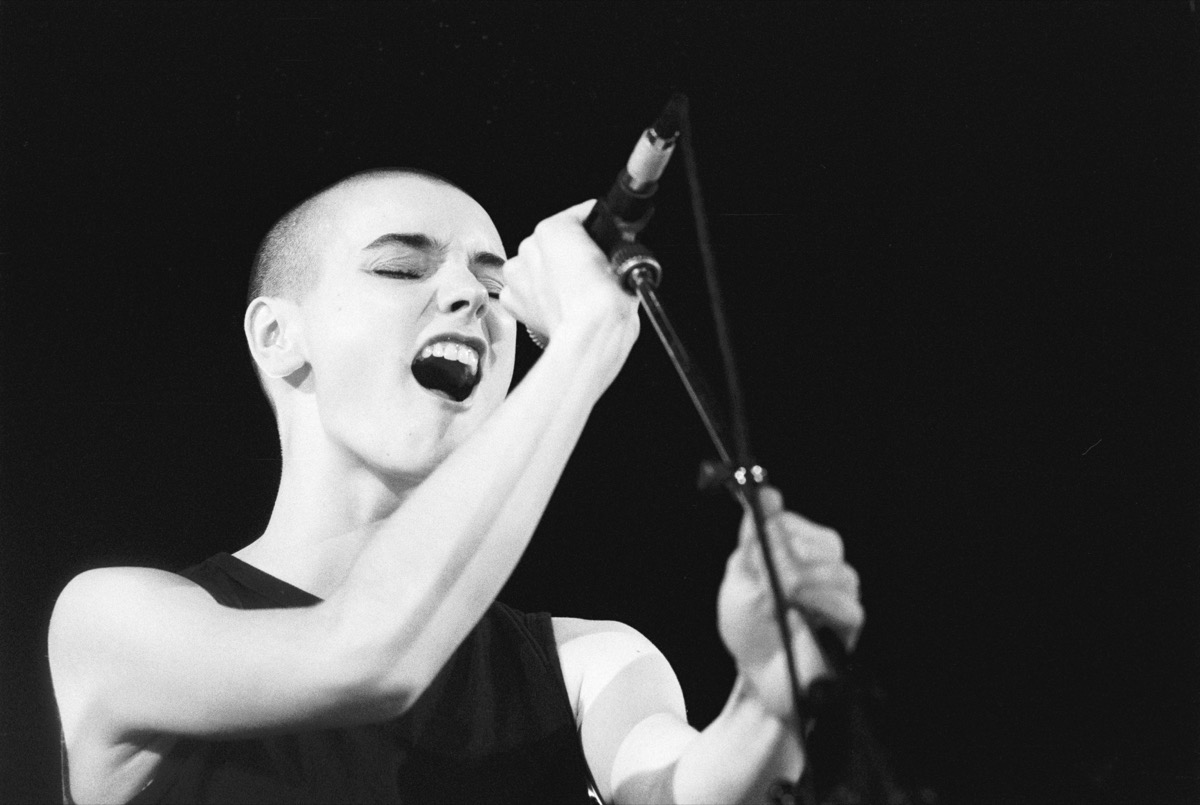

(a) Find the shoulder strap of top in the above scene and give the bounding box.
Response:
[495,603,605,803]
[180,553,322,609]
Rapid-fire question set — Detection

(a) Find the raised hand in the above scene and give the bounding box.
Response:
[717,486,864,718]
[499,200,640,381]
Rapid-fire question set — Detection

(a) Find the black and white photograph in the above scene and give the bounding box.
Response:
[2,3,1197,803]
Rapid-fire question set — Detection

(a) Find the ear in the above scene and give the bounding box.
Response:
[244,296,307,379]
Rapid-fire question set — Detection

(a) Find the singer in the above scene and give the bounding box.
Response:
[48,169,863,804]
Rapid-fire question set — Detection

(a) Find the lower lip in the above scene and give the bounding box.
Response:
[420,386,474,408]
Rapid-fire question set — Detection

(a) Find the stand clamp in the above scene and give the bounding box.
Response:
[610,241,663,292]
[697,460,767,495]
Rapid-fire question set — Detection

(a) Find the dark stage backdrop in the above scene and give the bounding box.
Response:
[2,2,1197,802]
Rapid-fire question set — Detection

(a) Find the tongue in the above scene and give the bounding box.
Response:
[412,355,478,402]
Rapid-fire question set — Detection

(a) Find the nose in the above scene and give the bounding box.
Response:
[435,258,489,320]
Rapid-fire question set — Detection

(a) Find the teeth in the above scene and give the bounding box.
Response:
[420,340,481,375]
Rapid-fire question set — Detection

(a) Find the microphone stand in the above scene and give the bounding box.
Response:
[609,251,843,805]
[588,95,907,805]
[599,101,849,804]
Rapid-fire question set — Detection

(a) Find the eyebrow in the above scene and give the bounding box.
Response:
[363,232,505,269]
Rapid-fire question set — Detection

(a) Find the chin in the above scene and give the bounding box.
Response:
[367,452,444,490]
[365,428,469,486]
[340,387,501,487]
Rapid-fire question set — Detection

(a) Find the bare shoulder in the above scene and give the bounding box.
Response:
[550,618,694,803]
[50,568,200,719]
[53,565,209,620]
[551,616,656,647]
[49,567,211,805]
[550,617,681,723]
[50,567,203,664]
[551,617,665,680]
[53,564,203,612]
[50,567,205,673]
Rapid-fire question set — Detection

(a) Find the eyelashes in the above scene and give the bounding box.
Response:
[373,268,504,300]
[373,268,424,280]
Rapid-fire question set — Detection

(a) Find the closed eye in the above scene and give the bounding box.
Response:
[372,264,502,298]
[373,268,423,280]
[479,278,504,300]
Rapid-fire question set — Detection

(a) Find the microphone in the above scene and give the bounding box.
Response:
[526,95,687,350]
[584,94,687,260]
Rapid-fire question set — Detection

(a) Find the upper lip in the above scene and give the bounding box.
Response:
[414,332,488,361]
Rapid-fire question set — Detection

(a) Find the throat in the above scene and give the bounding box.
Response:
[234,525,376,601]
[252,425,421,598]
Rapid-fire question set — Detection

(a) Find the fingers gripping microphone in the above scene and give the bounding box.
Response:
[528,96,685,350]
[584,94,686,291]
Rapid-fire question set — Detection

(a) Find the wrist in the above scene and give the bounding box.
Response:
[726,673,795,730]
[543,310,637,384]
[674,673,801,804]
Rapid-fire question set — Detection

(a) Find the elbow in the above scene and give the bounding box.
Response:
[343,674,415,724]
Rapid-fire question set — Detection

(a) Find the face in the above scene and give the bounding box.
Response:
[295,175,515,481]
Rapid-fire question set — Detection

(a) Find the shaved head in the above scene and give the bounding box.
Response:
[245,168,487,417]
[247,168,464,305]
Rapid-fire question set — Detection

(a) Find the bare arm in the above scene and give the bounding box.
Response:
[561,489,864,804]
[49,200,639,747]
[329,198,643,712]
[558,621,802,805]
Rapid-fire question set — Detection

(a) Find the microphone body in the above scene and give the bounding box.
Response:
[584,95,686,258]
[526,96,685,348]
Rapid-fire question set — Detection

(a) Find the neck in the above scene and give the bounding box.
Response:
[235,416,425,599]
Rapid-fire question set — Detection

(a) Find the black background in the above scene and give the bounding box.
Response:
[2,2,1198,802]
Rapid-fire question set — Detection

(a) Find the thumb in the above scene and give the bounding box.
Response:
[497,284,534,329]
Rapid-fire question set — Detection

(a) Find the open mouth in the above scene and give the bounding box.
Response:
[411,336,484,403]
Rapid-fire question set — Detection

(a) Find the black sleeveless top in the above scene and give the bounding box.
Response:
[121,553,602,804]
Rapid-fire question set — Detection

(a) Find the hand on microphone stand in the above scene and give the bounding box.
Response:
[718,486,864,722]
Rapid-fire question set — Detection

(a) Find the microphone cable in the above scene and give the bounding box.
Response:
[675,94,850,805]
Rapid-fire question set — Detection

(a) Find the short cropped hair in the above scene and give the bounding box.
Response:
[246,168,468,417]
[246,167,464,305]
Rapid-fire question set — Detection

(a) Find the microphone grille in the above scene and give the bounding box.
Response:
[651,93,688,140]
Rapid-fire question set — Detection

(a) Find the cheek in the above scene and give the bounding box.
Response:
[307,298,414,407]
[487,324,517,393]
[488,314,517,364]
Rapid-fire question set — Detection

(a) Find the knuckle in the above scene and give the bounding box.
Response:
[777,511,805,532]
[787,537,813,564]
[821,528,845,559]
[845,565,859,586]
[816,563,838,585]
[758,486,784,512]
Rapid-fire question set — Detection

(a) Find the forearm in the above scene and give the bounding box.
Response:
[329,321,625,698]
[427,327,625,641]
[671,676,802,805]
